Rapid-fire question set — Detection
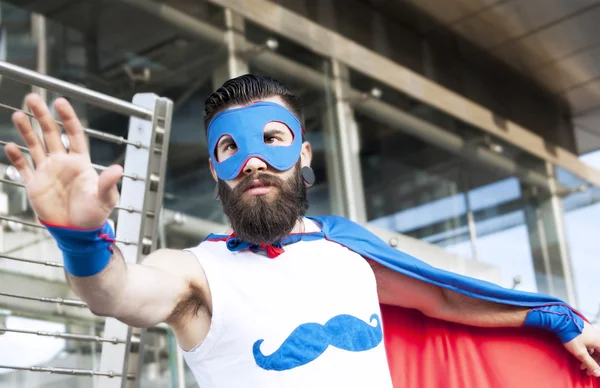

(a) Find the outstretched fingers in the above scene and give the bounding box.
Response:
[54,98,89,158]
[575,346,600,377]
[5,143,34,183]
[12,111,46,165]
[25,94,65,154]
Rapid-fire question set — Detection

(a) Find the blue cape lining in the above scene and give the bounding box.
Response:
[204,215,574,310]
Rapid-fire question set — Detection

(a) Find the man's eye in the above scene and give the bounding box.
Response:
[265,136,280,144]
[221,142,237,153]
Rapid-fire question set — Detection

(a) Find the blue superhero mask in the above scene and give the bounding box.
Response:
[207,101,303,181]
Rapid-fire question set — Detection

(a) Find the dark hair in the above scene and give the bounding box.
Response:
[203,74,304,134]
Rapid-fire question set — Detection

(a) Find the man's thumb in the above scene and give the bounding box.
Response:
[98,164,123,208]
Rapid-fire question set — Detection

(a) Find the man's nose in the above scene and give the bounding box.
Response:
[242,157,267,175]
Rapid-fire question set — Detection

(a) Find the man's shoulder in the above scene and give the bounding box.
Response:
[187,238,231,259]
[141,248,204,278]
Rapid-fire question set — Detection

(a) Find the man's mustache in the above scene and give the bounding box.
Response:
[253,314,382,371]
[235,172,285,193]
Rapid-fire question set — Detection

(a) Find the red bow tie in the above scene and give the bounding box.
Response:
[226,233,286,258]
[259,243,285,259]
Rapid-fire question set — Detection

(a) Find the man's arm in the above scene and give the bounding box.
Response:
[369,260,600,377]
[4,94,211,350]
[67,248,208,329]
[369,261,529,327]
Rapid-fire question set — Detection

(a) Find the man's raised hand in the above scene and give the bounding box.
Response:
[4,94,123,229]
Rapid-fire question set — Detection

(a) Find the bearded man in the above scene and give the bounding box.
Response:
[5,74,600,388]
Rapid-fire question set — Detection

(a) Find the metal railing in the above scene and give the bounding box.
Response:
[0,60,173,388]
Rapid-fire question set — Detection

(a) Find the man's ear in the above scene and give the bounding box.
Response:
[209,158,218,182]
[300,141,312,168]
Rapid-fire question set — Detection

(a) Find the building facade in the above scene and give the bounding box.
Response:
[0,0,599,386]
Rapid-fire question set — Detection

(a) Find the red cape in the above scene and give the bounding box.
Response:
[305,216,596,387]
[382,305,597,388]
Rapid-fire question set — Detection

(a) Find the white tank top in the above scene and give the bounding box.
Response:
[181,219,393,388]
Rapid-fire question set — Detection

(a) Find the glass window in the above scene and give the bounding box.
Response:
[357,111,538,290]
[447,178,538,292]
[559,154,600,319]
[351,68,554,291]
[357,110,470,254]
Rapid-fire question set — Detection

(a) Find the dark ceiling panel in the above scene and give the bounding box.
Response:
[4,0,74,15]
[361,0,600,153]
[574,125,600,154]
[452,0,599,50]
[493,5,600,70]
[535,43,600,93]
[563,79,600,115]
[403,0,504,26]
[574,108,600,130]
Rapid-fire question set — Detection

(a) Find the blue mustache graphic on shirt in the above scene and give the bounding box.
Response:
[253,313,382,371]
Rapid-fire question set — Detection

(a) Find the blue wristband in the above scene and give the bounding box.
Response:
[524,305,584,343]
[43,221,115,277]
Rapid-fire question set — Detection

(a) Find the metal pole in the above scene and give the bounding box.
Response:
[0,291,87,307]
[31,13,47,103]
[543,162,578,305]
[119,0,225,46]
[30,13,48,152]
[163,210,227,238]
[522,165,577,305]
[212,8,248,87]
[0,271,98,322]
[0,327,128,344]
[462,170,479,261]
[0,364,135,379]
[523,187,556,297]
[0,61,153,120]
[330,60,367,223]
[465,209,479,260]
[322,63,346,217]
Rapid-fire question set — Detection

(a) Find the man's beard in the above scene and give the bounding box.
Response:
[218,162,309,245]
